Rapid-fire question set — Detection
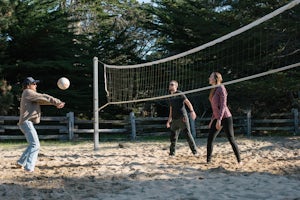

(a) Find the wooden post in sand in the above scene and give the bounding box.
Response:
[246,109,252,136]
[130,112,136,140]
[67,112,74,141]
[292,108,299,135]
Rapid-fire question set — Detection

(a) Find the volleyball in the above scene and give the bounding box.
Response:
[57,77,70,90]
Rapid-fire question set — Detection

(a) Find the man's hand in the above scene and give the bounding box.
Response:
[166,121,171,128]
[57,102,65,109]
[190,111,196,120]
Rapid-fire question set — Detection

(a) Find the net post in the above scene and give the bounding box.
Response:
[93,57,99,150]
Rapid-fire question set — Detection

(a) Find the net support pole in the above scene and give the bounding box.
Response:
[93,57,99,150]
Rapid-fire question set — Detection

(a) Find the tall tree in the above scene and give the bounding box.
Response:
[0,0,155,117]
[0,0,91,116]
[141,0,241,58]
[70,0,157,113]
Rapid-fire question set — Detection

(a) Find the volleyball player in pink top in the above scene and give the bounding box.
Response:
[207,72,241,164]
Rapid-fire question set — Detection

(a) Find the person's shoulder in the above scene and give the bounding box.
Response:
[176,90,185,95]
[22,89,31,94]
[24,89,36,93]
[216,85,227,94]
[24,89,41,96]
[221,84,227,90]
[217,84,226,90]
[176,90,187,98]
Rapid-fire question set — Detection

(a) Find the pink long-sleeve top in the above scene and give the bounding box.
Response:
[210,85,232,120]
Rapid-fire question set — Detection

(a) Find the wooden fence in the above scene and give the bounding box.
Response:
[0,114,73,140]
[251,108,299,135]
[0,113,128,141]
[0,109,299,141]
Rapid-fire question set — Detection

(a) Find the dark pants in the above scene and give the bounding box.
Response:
[207,117,241,163]
[169,116,197,155]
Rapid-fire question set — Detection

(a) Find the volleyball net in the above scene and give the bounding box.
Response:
[98,0,299,111]
[92,0,300,149]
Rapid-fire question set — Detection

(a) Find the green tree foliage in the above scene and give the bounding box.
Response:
[0,0,91,116]
[142,0,241,57]
[0,0,15,61]
[80,0,149,64]
[0,0,154,117]
[67,0,156,114]
[0,79,13,115]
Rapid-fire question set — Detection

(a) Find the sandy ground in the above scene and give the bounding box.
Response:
[0,136,299,200]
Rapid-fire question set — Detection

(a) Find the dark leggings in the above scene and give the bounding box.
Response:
[207,117,241,163]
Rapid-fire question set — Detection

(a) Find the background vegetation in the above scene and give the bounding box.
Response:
[0,0,299,119]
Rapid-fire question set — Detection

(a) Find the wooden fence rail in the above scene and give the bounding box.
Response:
[0,109,299,141]
[0,115,69,140]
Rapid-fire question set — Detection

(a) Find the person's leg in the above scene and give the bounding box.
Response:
[206,119,220,163]
[181,117,197,154]
[169,129,179,156]
[18,121,40,172]
[222,117,241,163]
[18,122,30,167]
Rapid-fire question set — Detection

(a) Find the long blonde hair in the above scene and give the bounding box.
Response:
[209,72,223,101]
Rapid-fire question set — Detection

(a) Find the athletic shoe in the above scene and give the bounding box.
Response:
[16,162,24,169]
[193,152,200,157]
[24,168,34,173]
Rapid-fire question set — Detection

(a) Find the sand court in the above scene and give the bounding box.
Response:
[0,136,299,199]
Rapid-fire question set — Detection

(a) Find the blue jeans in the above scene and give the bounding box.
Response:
[18,120,40,171]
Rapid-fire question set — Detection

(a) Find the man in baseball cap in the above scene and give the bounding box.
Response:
[17,76,65,173]
[22,77,40,87]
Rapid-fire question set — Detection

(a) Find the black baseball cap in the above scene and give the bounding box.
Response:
[22,77,40,86]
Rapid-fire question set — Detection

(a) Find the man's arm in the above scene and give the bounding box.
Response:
[166,106,172,128]
[25,90,63,107]
[184,98,196,120]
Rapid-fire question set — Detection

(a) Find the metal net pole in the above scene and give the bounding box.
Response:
[93,57,99,150]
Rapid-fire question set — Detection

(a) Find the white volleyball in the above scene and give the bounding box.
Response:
[57,77,70,90]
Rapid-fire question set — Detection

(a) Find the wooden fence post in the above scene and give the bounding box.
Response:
[67,112,74,140]
[292,108,299,135]
[130,112,136,140]
[246,109,252,136]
